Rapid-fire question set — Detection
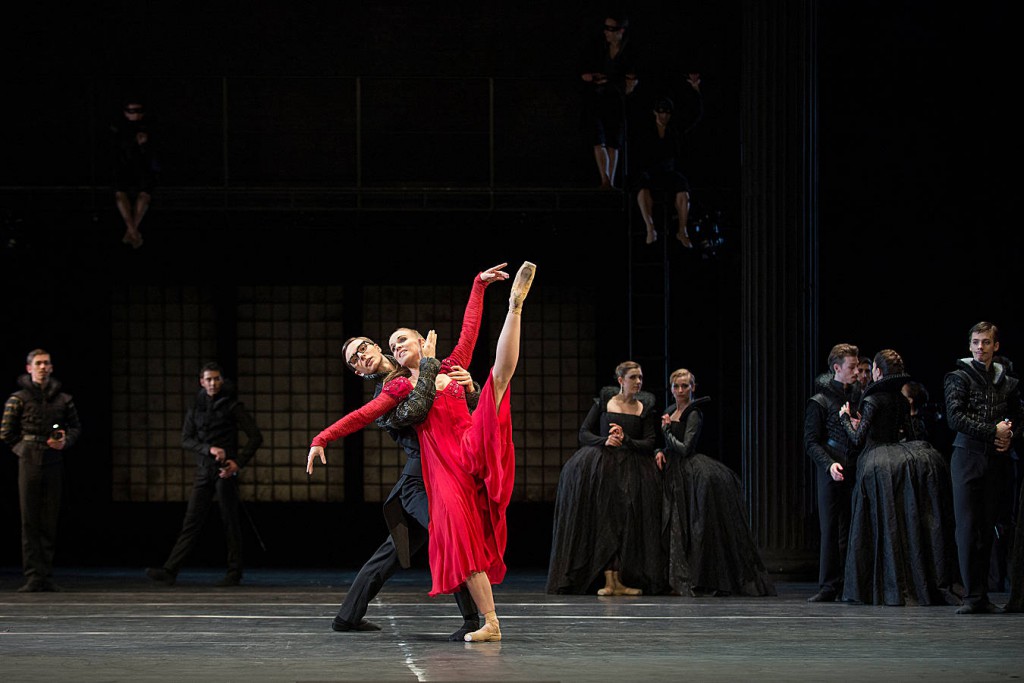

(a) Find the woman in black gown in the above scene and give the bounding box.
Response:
[839,349,958,606]
[657,368,775,597]
[546,361,666,595]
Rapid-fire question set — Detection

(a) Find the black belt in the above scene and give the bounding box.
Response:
[826,438,848,455]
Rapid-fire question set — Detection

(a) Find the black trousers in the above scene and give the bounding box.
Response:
[164,467,243,573]
[952,445,1009,606]
[1006,472,1024,612]
[18,456,63,580]
[816,465,852,592]
[335,473,477,626]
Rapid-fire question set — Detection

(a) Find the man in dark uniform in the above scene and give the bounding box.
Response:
[1,348,82,592]
[309,335,479,641]
[146,362,262,587]
[944,321,1022,614]
[803,343,862,603]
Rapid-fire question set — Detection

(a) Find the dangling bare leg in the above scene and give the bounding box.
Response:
[594,146,611,189]
[637,188,657,244]
[675,191,692,248]
[490,261,535,409]
[463,571,501,642]
[115,191,135,244]
[607,147,620,188]
[131,191,151,248]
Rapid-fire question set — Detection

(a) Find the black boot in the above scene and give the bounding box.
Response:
[450,585,480,641]
[216,570,242,587]
[145,567,177,586]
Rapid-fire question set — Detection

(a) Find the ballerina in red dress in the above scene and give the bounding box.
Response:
[307,261,536,642]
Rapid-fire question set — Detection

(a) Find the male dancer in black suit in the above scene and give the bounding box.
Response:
[944,321,1021,614]
[309,335,479,640]
[803,343,863,602]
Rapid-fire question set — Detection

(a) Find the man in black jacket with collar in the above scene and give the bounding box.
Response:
[945,321,1022,614]
[146,362,262,587]
[1,349,82,592]
[803,342,862,603]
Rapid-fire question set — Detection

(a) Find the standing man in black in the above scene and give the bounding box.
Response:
[1,348,82,592]
[803,343,862,603]
[146,362,262,587]
[944,321,1021,614]
[309,335,479,640]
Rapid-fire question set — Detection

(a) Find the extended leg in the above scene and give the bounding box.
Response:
[492,261,535,406]
[333,536,400,631]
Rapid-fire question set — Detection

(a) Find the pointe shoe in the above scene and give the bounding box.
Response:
[509,261,536,315]
[612,571,642,596]
[597,569,616,596]
[676,228,693,249]
[645,227,658,244]
[464,611,501,642]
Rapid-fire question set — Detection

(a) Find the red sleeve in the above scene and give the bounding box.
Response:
[444,275,489,371]
[311,378,413,447]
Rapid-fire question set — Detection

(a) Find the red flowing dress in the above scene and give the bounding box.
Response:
[312,276,515,596]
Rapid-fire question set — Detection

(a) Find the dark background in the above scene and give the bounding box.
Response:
[0,1,1018,576]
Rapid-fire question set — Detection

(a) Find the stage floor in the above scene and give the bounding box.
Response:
[1,566,1021,682]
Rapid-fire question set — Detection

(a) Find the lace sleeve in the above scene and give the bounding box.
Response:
[841,397,873,447]
[383,359,440,430]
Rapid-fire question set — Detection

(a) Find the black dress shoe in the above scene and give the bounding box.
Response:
[807,589,838,603]
[17,581,45,593]
[145,567,177,586]
[215,570,242,587]
[332,618,382,632]
[448,619,481,642]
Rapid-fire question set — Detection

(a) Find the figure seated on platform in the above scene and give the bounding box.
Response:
[628,77,701,246]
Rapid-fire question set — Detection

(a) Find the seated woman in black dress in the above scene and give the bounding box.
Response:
[657,368,775,597]
[839,349,958,606]
[546,361,666,596]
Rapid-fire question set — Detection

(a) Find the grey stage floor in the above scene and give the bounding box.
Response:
[1,566,1022,682]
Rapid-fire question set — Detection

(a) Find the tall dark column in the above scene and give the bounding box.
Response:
[740,0,819,572]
